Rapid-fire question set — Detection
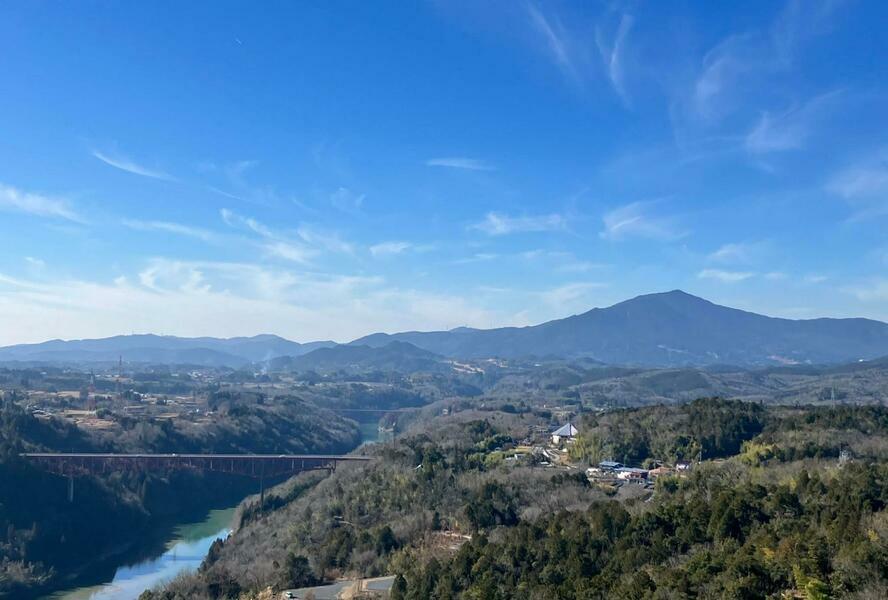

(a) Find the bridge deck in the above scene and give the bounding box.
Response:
[21,453,371,460]
[20,452,370,478]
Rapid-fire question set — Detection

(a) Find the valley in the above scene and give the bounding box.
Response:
[1,292,887,599]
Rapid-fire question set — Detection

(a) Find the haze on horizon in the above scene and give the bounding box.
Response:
[1,0,887,346]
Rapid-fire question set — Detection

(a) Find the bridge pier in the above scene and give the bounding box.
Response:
[259,476,264,515]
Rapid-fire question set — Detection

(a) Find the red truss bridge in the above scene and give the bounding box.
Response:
[20,452,369,478]
[20,452,370,504]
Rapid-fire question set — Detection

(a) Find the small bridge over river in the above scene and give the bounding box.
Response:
[20,452,370,504]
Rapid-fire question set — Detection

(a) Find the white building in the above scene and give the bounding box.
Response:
[551,422,579,445]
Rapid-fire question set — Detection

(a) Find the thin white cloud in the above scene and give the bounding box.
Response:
[220,208,316,264]
[707,240,770,264]
[764,271,788,280]
[370,241,412,258]
[804,274,828,284]
[692,34,764,122]
[92,150,175,181]
[682,0,845,129]
[471,211,567,236]
[557,261,608,273]
[122,219,217,242]
[204,160,312,209]
[600,201,686,241]
[0,182,84,222]
[698,268,755,283]
[0,260,515,345]
[843,278,888,302]
[24,256,45,269]
[540,282,607,308]
[526,2,579,83]
[771,0,845,66]
[596,14,634,104]
[518,249,607,272]
[329,187,365,214]
[264,241,316,264]
[452,253,498,265]
[745,90,842,154]
[220,208,275,238]
[826,152,888,219]
[296,225,354,254]
[828,165,888,198]
[425,158,495,171]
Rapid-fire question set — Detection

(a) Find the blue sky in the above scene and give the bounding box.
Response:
[1,0,887,345]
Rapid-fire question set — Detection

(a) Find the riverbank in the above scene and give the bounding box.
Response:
[0,396,362,599]
[22,416,383,600]
[38,505,239,600]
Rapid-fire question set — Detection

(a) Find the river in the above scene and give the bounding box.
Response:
[40,420,383,600]
[38,505,238,600]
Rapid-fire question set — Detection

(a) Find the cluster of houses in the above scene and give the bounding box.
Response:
[585,460,690,483]
[548,421,691,484]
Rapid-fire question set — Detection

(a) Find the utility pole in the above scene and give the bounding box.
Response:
[116,355,122,399]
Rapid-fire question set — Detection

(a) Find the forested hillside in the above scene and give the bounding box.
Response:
[142,400,888,599]
[0,395,360,598]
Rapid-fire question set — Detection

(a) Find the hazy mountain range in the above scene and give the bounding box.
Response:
[0,333,335,367]
[351,290,888,366]
[267,341,444,373]
[2,290,887,368]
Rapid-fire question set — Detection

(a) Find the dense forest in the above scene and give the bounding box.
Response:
[0,394,361,598]
[393,461,887,599]
[141,400,888,599]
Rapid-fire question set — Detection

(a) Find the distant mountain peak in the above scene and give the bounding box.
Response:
[348,290,888,366]
[2,291,887,368]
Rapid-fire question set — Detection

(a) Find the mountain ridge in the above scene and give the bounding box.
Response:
[0,333,336,367]
[1,290,887,367]
[349,290,888,366]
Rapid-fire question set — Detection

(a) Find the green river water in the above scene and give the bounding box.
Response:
[37,505,238,600]
[39,421,383,600]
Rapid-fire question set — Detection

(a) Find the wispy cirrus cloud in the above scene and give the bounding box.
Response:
[826,151,888,219]
[843,278,888,302]
[698,268,755,283]
[526,2,580,83]
[451,253,498,265]
[540,282,608,308]
[263,241,317,264]
[519,249,608,273]
[680,0,844,127]
[691,33,767,122]
[220,208,275,237]
[745,90,842,154]
[596,14,634,104]
[370,241,412,258]
[557,261,608,273]
[92,150,175,181]
[0,259,516,345]
[122,219,217,242]
[600,201,687,241]
[471,211,567,236]
[707,240,771,264]
[764,271,788,280]
[220,208,316,264]
[296,224,354,254]
[425,157,495,171]
[330,187,365,214]
[0,182,84,222]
